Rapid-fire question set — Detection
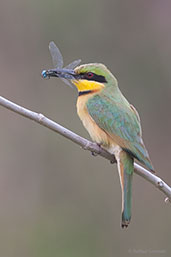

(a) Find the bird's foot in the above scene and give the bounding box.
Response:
[91,151,98,156]
[110,158,116,164]
[91,143,102,157]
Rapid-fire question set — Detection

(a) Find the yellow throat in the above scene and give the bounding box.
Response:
[71,79,104,93]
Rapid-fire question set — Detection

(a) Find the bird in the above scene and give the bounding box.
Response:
[43,63,155,228]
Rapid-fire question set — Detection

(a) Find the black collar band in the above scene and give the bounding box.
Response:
[78,90,92,96]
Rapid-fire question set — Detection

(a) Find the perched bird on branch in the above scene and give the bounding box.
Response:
[42,42,154,228]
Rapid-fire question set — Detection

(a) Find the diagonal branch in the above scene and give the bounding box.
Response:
[0,96,171,202]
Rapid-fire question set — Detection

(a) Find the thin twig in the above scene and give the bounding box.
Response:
[0,96,170,202]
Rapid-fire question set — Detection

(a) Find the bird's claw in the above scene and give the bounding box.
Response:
[91,151,98,156]
[110,159,115,164]
[91,143,102,157]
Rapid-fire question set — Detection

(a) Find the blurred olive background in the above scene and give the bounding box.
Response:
[0,0,171,256]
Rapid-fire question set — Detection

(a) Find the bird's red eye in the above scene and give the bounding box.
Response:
[86,72,94,79]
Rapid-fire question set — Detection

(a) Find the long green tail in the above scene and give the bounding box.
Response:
[117,150,134,228]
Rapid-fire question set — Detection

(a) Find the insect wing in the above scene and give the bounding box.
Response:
[61,60,81,88]
[65,59,81,69]
[62,59,81,88]
[48,42,81,88]
[61,78,73,88]
[49,41,64,69]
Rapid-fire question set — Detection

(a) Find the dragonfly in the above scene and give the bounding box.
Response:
[41,41,81,88]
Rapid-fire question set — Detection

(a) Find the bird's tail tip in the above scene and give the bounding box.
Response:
[121,213,131,228]
[121,222,129,228]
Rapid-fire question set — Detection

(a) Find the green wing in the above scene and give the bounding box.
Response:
[87,94,154,171]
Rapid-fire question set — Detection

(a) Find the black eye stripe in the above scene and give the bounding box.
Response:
[78,72,107,83]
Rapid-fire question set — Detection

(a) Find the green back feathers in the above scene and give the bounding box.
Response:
[86,93,153,171]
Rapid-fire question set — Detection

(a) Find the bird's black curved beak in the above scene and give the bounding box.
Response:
[41,68,76,80]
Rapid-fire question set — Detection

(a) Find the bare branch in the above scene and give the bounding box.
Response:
[0,96,170,202]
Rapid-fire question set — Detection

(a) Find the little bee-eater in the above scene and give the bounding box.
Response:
[44,63,154,228]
